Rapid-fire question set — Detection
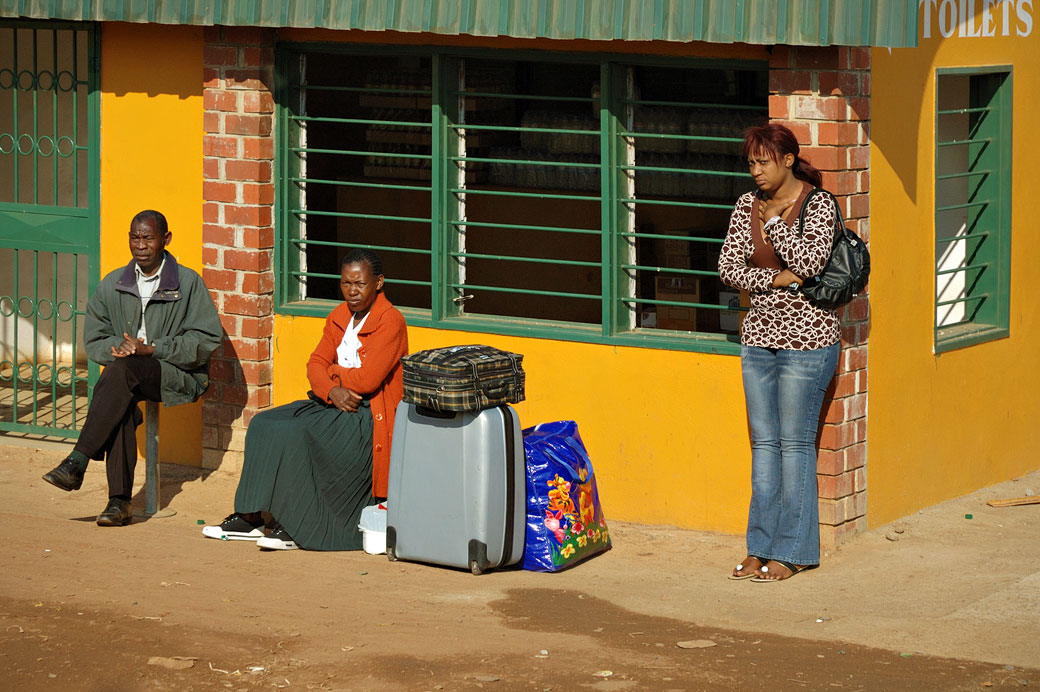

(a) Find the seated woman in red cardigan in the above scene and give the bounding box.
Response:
[202,249,408,550]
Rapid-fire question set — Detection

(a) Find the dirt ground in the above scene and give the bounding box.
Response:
[2,440,1038,691]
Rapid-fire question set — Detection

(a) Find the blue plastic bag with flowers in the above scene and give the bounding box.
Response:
[521,420,611,572]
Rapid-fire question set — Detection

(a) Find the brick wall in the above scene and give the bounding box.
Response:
[201,27,277,473]
[769,46,871,549]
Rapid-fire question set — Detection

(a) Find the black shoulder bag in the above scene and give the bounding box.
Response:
[793,189,870,311]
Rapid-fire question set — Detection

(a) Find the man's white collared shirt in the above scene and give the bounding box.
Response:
[135,257,165,343]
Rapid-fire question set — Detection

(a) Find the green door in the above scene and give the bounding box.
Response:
[0,20,99,439]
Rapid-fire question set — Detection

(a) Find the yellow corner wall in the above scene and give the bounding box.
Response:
[869,5,1039,525]
[273,314,752,532]
[100,23,205,465]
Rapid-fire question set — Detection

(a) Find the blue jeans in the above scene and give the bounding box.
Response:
[740,343,840,566]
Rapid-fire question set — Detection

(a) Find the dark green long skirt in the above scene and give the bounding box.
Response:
[234,397,374,550]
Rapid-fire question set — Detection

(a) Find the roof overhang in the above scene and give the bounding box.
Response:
[0,0,920,47]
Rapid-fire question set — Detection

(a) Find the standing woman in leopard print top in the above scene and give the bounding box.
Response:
[717,123,841,582]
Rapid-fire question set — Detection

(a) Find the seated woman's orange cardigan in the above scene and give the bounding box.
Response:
[305,292,408,498]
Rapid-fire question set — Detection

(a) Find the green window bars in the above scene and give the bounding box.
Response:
[934,67,1012,353]
[276,47,766,353]
[278,52,435,308]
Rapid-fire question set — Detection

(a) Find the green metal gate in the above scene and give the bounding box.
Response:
[0,20,99,439]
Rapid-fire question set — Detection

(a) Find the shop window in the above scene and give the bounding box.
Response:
[277,47,766,352]
[453,58,603,324]
[623,64,766,335]
[934,68,1012,353]
[279,53,433,307]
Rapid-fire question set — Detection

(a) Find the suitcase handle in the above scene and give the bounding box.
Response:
[481,355,522,401]
[469,359,516,408]
[481,381,510,397]
[416,403,456,419]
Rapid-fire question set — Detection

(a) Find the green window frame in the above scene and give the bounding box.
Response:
[933,66,1012,353]
[275,45,768,354]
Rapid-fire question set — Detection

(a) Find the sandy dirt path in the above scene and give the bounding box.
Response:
[2,442,1037,690]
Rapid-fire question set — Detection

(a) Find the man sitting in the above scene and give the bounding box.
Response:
[41,210,222,526]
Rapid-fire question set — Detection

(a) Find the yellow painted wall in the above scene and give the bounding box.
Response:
[869,2,1039,525]
[100,23,205,465]
[273,314,752,531]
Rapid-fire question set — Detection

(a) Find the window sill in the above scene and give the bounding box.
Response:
[276,300,741,355]
[935,323,1009,354]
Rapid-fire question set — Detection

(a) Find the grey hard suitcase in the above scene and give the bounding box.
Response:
[385,401,525,574]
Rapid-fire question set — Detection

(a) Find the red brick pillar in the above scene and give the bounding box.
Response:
[769,46,871,548]
[200,27,276,473]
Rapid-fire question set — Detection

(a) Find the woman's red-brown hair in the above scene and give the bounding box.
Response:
[741,123,822,188]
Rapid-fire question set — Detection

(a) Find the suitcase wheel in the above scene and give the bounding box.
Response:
[386,527,398,562]
[468,539,489,575]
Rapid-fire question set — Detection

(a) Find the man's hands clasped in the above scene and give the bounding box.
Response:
[110,332,155,358]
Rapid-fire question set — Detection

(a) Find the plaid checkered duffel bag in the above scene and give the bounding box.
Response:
[401,344,525,413]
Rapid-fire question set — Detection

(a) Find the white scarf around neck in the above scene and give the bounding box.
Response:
[336,312,370,368]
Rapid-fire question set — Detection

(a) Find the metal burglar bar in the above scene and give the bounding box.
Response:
[618,64,767,335]
[279,51,434,307]
[447,58,604,324]
[275,47,768,350]
[933,68,1012,352]
[0,20,99,440]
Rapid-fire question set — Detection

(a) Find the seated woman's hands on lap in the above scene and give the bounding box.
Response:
[328,386,362,413]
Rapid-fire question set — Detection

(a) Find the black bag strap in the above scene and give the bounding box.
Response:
[471,359,489,409]
[796,188,844,247]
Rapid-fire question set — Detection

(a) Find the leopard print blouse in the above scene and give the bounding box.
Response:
[718,190,841,351]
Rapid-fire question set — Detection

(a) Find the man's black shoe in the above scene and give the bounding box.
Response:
[96,497,133,527]
[42,458,85,492]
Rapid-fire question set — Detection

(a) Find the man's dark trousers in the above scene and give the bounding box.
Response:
[73,356,162,498]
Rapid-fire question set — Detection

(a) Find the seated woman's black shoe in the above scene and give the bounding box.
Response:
[42,458,85,492]
[256,523,298,550]
[96,497,133,527]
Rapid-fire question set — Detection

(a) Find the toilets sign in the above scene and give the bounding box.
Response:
[920,0,1034,37]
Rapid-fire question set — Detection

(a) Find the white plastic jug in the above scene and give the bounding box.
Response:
[358,503,388,555]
